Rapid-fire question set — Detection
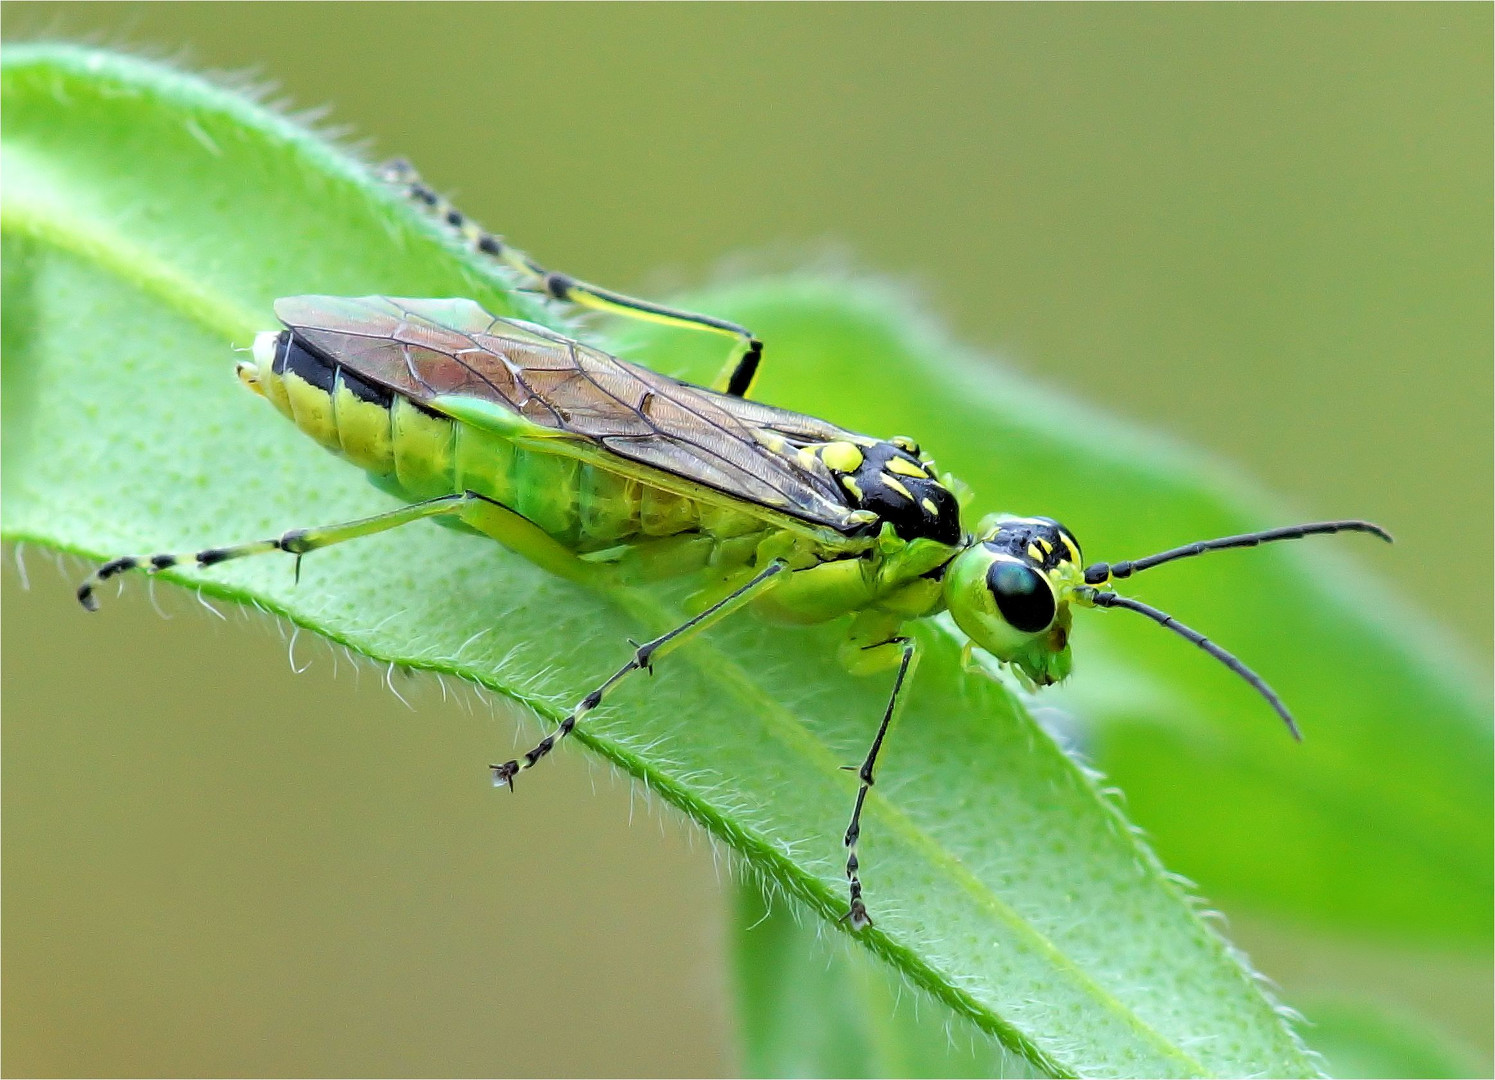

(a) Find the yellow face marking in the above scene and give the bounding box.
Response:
[819,441,865,473]
[881,474,913,500]
[1059,533,1082,564]
[885,455,927,478]
[1027,542,1046,562]
[841,475,864,500]
[921,497,938,515]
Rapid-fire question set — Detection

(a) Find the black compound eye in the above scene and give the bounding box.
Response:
[986,561,1056,633]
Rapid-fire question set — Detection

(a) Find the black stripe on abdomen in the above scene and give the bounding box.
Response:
[276,331,394,408]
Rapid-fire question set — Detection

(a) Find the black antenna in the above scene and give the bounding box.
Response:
[1083,520,1391,585]
[1087,590,1301,740]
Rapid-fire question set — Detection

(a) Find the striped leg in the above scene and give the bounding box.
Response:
[378,158,764,398]
[491,557,790,788]
[841,637,920,930]
[77,492,488,610]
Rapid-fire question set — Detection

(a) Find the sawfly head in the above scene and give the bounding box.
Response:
[943,516,1084,689]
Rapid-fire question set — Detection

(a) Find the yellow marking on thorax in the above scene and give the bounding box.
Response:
[881,474,913,500]
[885,455,927,478]
[819,441,865,473]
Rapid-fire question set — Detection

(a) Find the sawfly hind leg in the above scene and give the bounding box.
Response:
[78,541,280,611]
[378,158,764,398]
[77,492,484,611]
[840,636,920,930]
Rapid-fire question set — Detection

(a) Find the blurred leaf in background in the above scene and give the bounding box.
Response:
[3,5,1490,1078]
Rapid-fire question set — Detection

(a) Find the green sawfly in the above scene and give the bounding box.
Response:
[79,161,1391,927]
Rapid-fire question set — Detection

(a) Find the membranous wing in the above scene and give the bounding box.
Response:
[276,296,872,533]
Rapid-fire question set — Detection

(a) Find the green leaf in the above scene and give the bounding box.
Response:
[733,880,1038,1078]
[5,42,1432,1078]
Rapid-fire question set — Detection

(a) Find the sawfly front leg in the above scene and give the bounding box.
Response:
[841,635,920,930]
[491,557,790,789]
[77,492,497,610]
[379,158,764,398]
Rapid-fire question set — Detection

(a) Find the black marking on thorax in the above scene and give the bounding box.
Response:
[836,441,962,545]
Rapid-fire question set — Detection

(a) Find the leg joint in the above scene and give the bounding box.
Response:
[98,556,137,579]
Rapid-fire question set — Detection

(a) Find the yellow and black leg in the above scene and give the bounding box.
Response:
[841,636,920,930]
[378,158,764,397]
[491,557,790,788]
[77,491,502,610]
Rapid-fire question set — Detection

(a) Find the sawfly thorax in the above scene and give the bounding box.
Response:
[943,515,1085,687]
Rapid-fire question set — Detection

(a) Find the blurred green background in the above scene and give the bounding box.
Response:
[3,3,1490,1076]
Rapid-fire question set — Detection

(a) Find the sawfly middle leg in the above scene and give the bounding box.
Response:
[840,635,920,930]
[490,557,790,789]
[380,159,764,398]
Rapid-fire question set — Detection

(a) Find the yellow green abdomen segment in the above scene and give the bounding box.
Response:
[248,331,765,559]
